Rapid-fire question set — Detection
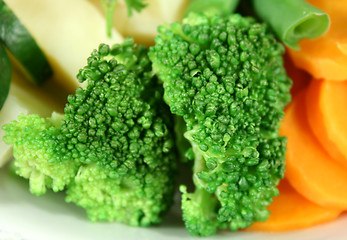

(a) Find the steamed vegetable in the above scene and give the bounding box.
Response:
[90,0,190,45]
[0,70,63,167]
[3,39,177,226]
[184,0,239,17]
[0,0,52,85]
[287,0,347,81]
[252,0,330,49]
[283,52,311,97]
[306,79,347,168]
[1,0,345,237]
[100,0,147,37]
[248,179,342,231]
[0,44,11,110]
[149,11,292,236]
[280,91,347,210]
[6,0,124,92]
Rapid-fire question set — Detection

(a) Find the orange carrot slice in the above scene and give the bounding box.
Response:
[280,90,347,209]
[284,51,311,97]
[287,0,347,81]
[306,79,347,168]
[248,179,341,231]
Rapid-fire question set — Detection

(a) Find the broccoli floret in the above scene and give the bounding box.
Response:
[149,13,291,236]
[3,38,176,227]
[2,113,77,195]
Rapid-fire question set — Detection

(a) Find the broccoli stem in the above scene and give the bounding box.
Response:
[180,185,219,236]
[29,170,46,195]
[193,188,218,219]
[184,0,240,17]
[184,128,207,189]
[174,116,191,162]
[252,0,330,49]
[101,0,118,38]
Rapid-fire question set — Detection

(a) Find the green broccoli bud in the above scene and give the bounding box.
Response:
[3,37,177,227]
[3,113,78,195]
[62,38,177,225]
[149,13,291,236]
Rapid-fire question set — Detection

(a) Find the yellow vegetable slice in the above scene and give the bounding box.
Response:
[6,0,124,92]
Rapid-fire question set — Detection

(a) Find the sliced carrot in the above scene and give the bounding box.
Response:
[248,179,341,232]
[287,0,347,81]
[306,79,347,168]
[280,90,347,209]
[283,51,311,97]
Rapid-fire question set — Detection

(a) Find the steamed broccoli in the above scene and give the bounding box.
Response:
[3,38,176,226]
[3,113,78,194]
[149,13,292,236]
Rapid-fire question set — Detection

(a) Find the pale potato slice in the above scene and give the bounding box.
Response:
[89,0,190,45]
[6,0,124,93]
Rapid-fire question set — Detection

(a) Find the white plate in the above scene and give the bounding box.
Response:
[1,164,346,240]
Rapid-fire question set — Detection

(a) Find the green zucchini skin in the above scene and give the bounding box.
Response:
[0,43,11,110]
[0,0,52,84]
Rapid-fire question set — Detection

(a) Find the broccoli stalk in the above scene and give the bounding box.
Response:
[3,38,177,227]
[101,0,147,37]
[101,0,118,37]
[149,11,292,236]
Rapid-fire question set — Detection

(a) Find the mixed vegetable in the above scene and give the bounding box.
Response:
[0,0,346,237]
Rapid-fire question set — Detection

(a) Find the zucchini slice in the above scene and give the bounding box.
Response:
[0,43,11,110]
[0,0,52,84]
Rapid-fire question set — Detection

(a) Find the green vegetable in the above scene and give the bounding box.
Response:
[101,0,147,37]
[149,12,292,236]
[0,70,63,168]
[0,0,52,84]
[0,44,11,110]
[252,0,330,49]
[185,0,240,17]
[3,38,177,226]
